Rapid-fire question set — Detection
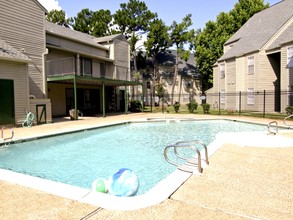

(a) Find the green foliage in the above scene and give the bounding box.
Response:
[46,10,72,28]
[113,0,157,60]
[194,0,269,91]
[173,102,180,113]
[186,101,198,113]
[169,14,195,104]
[72,9,113,37]
[133,72,140,82]
[113,0,157,37]
[129,100,142,112]
[285,106,293,115]
[202,103,210,114]
[144,19,170,79]
[155,83,165,98]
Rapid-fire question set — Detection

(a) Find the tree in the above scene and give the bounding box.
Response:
[46,9,71,27]
[144,19,170,81]
[169,14,195,104]
[194,0,269,92]
[114,0,157,73]
[231,0,269,30]
[144,18,170,107]
[72,9,114,37]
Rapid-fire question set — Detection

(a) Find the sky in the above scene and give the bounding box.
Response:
[39,0,281,29]
[38,0,281,48]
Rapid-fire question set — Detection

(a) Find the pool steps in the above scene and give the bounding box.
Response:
[164,140,209,174]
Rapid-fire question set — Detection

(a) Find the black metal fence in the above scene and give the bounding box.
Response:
[205,89,293,117]
[129,89,293,117]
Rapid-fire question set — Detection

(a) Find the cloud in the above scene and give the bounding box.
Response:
[38,0,62,12]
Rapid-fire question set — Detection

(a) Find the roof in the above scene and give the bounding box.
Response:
[135,50,198,77]
[45,21,109,51]
[95,34,127,43]
[267,21,293,50]
[219,0,293,61]
[0,38,31,63]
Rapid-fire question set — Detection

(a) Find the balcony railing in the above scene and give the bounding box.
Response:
[47,57,75,77]
[46,57,132,82]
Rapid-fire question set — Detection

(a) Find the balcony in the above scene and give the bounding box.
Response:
[46,57,75,77]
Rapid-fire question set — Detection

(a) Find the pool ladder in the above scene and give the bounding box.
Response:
[267,121,278,135]
[0,127,14,143]
[283,114,293,128]
[164,140,209,174]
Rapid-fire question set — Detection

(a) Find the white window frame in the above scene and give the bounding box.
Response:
[220,63,225,79]
[247,56,254,74]
[220,90,225,104]
[287,47,293,68]
[247,88,254,105]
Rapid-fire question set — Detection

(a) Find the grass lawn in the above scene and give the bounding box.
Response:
[142,105,289,120]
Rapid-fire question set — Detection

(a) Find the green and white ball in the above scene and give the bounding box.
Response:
[92,178,108,193]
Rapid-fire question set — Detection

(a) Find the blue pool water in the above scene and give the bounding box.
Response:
[0,120,267,195]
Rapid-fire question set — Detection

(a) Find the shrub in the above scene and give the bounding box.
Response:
[285,106,293,115]
[202,103,210,114]
[129,100,142,112]
[173,102,180,113]
[186,101,198,113]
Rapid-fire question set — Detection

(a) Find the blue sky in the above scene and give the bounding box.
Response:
[40,0,281,29]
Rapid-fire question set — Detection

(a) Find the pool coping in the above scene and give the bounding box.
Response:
[0,117,292,210]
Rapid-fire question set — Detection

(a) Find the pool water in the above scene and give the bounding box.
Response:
[0,120,267,195]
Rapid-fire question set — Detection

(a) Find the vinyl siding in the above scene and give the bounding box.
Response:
[226,59,236,109]
[47,34,108,58]
[0,0,46,98]
[280,44,293,110]
[0,60,29,124]
[258,51,276,112]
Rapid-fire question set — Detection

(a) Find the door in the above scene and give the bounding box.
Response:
[0,79,15,125]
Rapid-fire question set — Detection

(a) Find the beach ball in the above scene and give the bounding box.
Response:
[108,168,139,197]
[92,178,108,193]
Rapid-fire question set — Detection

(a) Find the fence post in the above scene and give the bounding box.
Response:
[239,91,241,116]
[263,90,266,118]
[218,92,221,115]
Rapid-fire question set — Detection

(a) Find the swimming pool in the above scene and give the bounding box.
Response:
[0,119,268,196]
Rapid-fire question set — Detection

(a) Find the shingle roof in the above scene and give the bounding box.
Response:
[45,21,108,50]
[135,50,198,76]
[267,21,293,50]
[0,38,31,62]
[219,0,293,61]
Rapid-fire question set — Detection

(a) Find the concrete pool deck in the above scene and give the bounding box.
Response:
[0,113,293,219]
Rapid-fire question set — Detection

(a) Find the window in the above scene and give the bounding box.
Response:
[220,63,225,78]
[81,58,92,76]
[247,56,254,74]
[100,63,106,77]
[220,90,225,104]
[287,47,293,68]
[247,88,254,105]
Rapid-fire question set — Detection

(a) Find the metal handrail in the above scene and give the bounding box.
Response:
[267,121,278,135]
[283,114,293,128]
[175,140,209,165]
[164,140,209,174]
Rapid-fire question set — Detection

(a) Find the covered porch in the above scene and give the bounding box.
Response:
[47,74,143,119]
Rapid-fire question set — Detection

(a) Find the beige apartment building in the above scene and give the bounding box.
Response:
[207,0,293,113]
[0,0,139,126]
